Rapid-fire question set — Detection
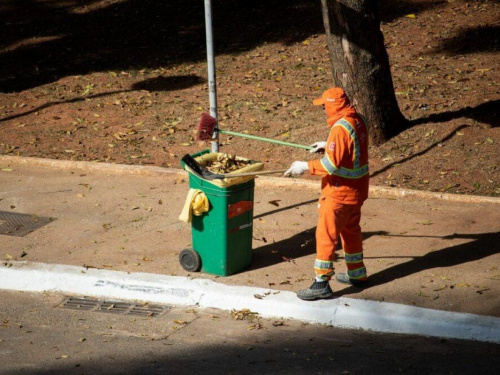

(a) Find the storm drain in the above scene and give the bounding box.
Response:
[58,296,170,317]
[0,211,54,237]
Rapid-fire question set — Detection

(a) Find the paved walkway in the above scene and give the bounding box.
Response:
[1,155,499,342]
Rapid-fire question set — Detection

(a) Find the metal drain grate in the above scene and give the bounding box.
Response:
[0,211,54,237]
[59,296,170,317]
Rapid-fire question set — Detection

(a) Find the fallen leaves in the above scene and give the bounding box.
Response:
[268,200,281,207]
[231,308,258,321]
[102,223,112,231]
[248,322,263,330]
[476,288,491,295]
[433,285,447,292]
[419,220,433,225]
[205,153,252,174]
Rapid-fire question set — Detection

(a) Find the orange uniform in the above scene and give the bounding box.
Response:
[307,88,369,282]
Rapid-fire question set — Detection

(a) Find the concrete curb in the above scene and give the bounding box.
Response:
[0,155,185,178]
[1,155,499,204]
[1,261,499,344]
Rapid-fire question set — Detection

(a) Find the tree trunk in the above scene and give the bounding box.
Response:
[320,0,407,145]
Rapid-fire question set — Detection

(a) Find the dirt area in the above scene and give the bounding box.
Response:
[0,0,499,197]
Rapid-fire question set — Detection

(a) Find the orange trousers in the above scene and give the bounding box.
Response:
[314,196,367,281]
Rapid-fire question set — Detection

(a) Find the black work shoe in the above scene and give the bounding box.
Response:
[336,273,368,287]
[297,281,334,301]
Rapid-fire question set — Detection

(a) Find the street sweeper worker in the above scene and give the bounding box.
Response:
[284,87,370,301]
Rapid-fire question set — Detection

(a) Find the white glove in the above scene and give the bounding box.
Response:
[309,141,327,154]
[284,161,309,177]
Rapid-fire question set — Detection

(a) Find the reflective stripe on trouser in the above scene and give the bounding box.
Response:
[314,259,335,281]
[315,196,367,281]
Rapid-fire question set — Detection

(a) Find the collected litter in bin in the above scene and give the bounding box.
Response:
[205,153,252,174]
[181,153,285,184]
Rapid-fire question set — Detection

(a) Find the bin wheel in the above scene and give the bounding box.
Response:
[179,248,201,272]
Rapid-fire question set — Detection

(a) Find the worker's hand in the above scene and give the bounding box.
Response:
[284,161,309,177]
[309,141,327,154]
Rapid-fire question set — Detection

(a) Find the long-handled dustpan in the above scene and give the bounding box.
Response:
[181,154,286,180]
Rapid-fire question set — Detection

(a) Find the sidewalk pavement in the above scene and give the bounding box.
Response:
[1,155,499,343]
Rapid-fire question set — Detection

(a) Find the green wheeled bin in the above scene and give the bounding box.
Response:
[179,150,260,276]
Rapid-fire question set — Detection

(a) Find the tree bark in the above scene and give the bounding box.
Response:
[320,0,407,145]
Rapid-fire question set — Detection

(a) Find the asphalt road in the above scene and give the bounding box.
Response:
[1,290,498,375]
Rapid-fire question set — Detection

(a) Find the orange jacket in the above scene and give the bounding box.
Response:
[308,103,369,205]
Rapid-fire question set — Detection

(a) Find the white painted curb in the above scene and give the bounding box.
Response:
[1,261,499,343]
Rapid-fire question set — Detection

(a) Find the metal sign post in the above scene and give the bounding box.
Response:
[204,0,219,152]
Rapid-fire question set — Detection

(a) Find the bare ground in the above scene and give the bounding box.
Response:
[0,0,499,196]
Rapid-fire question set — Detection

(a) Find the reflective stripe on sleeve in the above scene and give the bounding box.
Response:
[321,118,369,179]
[320,154,337,175]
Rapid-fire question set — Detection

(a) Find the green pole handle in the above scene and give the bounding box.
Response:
[220,130,312,150]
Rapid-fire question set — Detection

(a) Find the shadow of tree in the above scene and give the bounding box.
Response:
[3,318,498,375]
[131,74,203,92]
[1,0,496,151]
[335,231,500,298]
[0,0,450,94]
[410,100,500,129]
[378,0,448,24]
[0,0,324,93]
[432,25,500,55]
[250,226,385,271]
[253,198,317,220]
[370,124,469,179]
[0,75,203,124]
[251,201,499,305]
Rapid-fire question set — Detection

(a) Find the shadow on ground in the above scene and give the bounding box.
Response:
[4,326,498,375]
[0,74,204,123]
[0,0,323,92]
[411,100,500,129]
[0,0,477,93]
[251,226,385,271]
[336,231,500,313]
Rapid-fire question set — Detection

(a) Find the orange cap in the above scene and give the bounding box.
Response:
[312,87,348,106]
